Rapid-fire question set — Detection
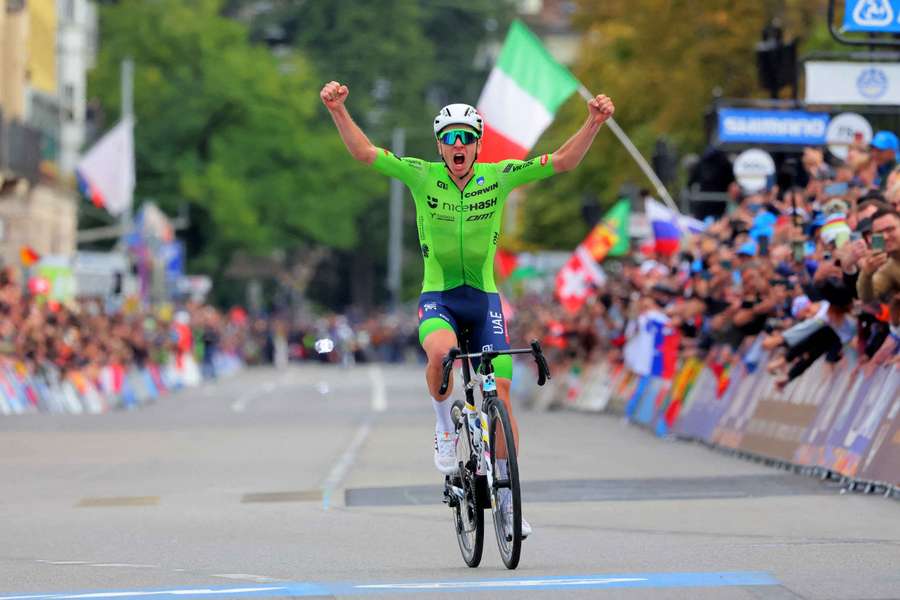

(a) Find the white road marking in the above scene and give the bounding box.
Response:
[320,420,372,510]
[88,564,158,569]
[0,588,286,600]
[369,365,387,412]
[211,575,280,583]
[36,561,89,565]
[355,577,647,590]
[230,374,291,412]
[319,366,386,508]
[230,390,255,413]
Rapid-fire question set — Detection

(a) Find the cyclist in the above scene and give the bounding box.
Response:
[321,80,614,536]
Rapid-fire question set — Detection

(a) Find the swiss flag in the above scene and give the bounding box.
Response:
[555,246,606,313]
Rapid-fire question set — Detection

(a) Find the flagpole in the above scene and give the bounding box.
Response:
[577,86,680,214]
[120,58,134,243]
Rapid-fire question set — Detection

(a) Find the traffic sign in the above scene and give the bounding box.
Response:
[843,0,900,33]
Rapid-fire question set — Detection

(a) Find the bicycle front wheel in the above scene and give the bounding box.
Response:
[487,399,522,569]
[451,400,483,567]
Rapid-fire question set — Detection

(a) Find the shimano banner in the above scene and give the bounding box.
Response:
[806,61,900,105]
[717,108,829,145]
[843,0,900,34]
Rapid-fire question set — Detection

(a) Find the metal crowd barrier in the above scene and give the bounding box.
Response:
[524,337,900,498]
[0,352,244,416]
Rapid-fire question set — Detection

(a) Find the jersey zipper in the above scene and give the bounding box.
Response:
[457,173,477,286]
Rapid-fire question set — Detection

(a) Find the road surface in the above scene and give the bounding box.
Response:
[1,364,898,599]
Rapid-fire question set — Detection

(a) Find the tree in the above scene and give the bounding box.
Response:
[88,0,380,297]
[234,0,516,308]
[520,0,829,249]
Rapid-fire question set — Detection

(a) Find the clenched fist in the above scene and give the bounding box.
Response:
[588,94,615,126]
[320,81,349,110]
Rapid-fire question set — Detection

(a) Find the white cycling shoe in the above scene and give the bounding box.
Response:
[434,431,458,475]
[499,489,531,539]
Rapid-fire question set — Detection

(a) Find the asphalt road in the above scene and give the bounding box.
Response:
[1,364,898,599]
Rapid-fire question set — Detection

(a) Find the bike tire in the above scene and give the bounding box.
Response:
[450,400,484,568]
[487,398,522,569]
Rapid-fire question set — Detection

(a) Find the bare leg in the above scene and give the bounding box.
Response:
[422,328,458,400]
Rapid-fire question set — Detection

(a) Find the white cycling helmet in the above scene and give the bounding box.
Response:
[433,103,483,138]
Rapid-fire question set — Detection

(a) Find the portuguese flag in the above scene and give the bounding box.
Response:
[477,20,580,162]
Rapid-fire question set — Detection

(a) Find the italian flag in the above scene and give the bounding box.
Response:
[477,20,580,162]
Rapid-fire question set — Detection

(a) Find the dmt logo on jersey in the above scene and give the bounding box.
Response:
[466,211,494,222]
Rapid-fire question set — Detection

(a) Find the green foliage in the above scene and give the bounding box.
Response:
[89,0,380,279]
[243,0,514,154]
[520,0,830,249]
[235,0,515,307]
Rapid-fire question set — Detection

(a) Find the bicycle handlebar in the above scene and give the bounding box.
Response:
[438,339,551,395]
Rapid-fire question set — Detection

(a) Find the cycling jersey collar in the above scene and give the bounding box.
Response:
[444,163,476,190]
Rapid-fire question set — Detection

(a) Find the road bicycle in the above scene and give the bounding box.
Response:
[438,339,551,570]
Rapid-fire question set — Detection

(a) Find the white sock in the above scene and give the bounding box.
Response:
[432,396,454,433]
[496,458,508,479]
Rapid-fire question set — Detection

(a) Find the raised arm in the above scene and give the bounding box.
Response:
[320,81,377,165]
[552,94,614,173]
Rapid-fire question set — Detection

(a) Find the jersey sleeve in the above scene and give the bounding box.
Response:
[496,153,557,190]
[371,147,429,192]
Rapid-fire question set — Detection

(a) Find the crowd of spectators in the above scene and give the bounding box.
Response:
[6,130,898,410]
[510,131,900,389]
[0,266,250,393]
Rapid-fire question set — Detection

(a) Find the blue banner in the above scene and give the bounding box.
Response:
[843,0,900,33]
[717,108,829,146]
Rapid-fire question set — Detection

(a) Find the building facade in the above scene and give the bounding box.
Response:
[0,0,94,267]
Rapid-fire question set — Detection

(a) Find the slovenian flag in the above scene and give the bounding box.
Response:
[477,21,580,162]
[645,198,681,256]
[75,117,135,216]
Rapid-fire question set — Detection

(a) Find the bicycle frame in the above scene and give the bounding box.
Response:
[441,339,551,507]
[441,338,550,569]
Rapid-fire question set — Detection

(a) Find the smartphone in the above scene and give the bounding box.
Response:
[824,182,849,197]
[851,231,862,242]
[757,235,769,257]
[791,240,805,262]
[872,233,885,251]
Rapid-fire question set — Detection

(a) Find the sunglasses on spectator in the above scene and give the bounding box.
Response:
[438,129,480,145]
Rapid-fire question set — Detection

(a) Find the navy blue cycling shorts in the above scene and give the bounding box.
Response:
[417,285,512,378]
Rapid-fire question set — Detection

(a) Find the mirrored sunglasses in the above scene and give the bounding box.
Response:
[438,129,479,145]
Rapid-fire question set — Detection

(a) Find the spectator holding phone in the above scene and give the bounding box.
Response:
[859,208,900,302]
[858,209,900,357]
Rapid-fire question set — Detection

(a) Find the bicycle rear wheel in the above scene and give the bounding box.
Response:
[487,399,522,569]
[450,400,483,567]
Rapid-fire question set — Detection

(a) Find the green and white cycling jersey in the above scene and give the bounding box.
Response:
[371,148,557,293]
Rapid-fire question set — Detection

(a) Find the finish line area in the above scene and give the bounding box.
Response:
[0,571,778,599]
